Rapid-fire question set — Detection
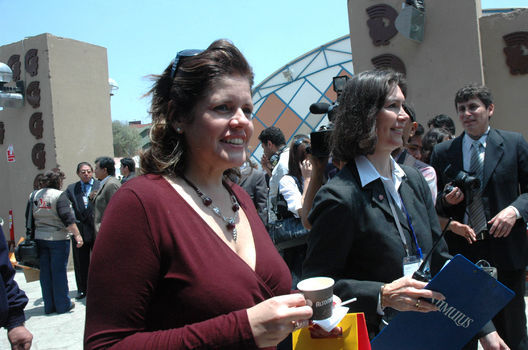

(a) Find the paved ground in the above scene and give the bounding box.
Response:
[1,269,527,349]
[0,269,84,350]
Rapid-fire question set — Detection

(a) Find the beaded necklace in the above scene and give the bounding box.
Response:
[181,174,240,242]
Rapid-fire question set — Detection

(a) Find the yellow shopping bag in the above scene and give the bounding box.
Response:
[292,313,371,350]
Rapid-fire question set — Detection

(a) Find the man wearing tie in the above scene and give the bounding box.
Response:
[66,162,100,299]
[431,84,528,350]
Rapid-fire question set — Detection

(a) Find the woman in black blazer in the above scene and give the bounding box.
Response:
[302,70,451,338]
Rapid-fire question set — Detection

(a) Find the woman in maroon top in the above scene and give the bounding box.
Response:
[84,40,312,349]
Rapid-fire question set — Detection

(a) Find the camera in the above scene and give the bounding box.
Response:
[308,75,349,158]
[443,164,481,205]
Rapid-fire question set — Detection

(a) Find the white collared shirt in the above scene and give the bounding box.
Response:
[355,155,406,210]
[99,175,111,187]
[356,155,408,316]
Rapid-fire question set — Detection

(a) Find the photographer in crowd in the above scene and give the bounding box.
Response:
[431,84,528,350]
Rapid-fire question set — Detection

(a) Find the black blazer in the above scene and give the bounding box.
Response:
[66,180,100,243]
[303,161,450,335]
[430,128,528,270]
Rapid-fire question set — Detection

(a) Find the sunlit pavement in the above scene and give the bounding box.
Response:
[1,270,526,349]
[0,270,84,350]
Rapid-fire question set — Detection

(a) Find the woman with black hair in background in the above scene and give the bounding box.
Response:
[276,135,311,287]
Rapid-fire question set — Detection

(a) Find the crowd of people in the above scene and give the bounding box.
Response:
[2,38,526,350]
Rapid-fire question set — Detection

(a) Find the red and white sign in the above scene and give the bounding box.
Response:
[6,144,15,162]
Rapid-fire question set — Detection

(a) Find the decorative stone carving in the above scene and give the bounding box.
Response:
[0,122,4,145]
[31,143,46,170]
[371,54,406,75]
[25,49,38,77]
[33,174,44,190]
[26,81,41,108]
[29,112,43,139]
[7,55,21,81]
[503,32,528,75]
[366,4,399,46]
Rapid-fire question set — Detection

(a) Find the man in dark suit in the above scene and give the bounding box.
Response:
[93,157,121,237]
[66,162,100,299]
[431,84,528,350]
[238,159,268,225]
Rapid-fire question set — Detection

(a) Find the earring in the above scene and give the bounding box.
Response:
[176,127,183,134]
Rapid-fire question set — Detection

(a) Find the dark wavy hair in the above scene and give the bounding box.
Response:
[330,70,407,163]
[40,168,65,190]
[258,126,286,147]
[427,114,455,136]
[120,157,135,172]
[287,134,310,182]
[95,156,116,176]
[454,84,493,109]
[140,39,254,177]
[421,127,452,164]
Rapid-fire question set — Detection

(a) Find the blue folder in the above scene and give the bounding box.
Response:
[371,254,514,350]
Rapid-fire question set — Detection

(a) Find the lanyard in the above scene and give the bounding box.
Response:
[401,202,423,259]
[384,184,423,259]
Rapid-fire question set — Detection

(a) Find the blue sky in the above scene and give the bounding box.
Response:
[1,0,526,123]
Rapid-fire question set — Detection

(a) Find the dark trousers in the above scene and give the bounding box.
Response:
[37,239,71,314]
[72,238,93,294]
[493,269,528,350]
[463,268,527,350]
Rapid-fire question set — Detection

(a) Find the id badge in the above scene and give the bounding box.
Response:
[403,255,422,277]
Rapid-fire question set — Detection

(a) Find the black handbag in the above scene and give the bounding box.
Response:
[268,216,308,250]
[268,175,309,250]
[15,191,40,268]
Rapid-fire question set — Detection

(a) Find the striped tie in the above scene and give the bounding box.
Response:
[468,141,487,233]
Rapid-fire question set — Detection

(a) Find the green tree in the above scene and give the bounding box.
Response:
[112,120,141,157]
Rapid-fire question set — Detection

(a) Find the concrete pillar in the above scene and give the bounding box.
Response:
[0,33,113,243]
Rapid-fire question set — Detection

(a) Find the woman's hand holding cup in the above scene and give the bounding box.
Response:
[247,294,312,348]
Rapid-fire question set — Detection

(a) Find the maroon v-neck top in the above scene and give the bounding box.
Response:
[85,174,291,349]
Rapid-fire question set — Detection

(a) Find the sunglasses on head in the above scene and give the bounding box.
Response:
[169,49,203,79]
[294,137,310,147]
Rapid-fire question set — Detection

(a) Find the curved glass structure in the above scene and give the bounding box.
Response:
[249,35,353,164]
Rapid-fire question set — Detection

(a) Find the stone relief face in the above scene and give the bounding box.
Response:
[26,81,41,108]
[7,55,21,81]
[25,49,39,77]
[33,174,44,190]
[29,112,44,139]
[503,32,528,75]
[371,54,406,75]
[32,143,46,170]
[366,4,398,46]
